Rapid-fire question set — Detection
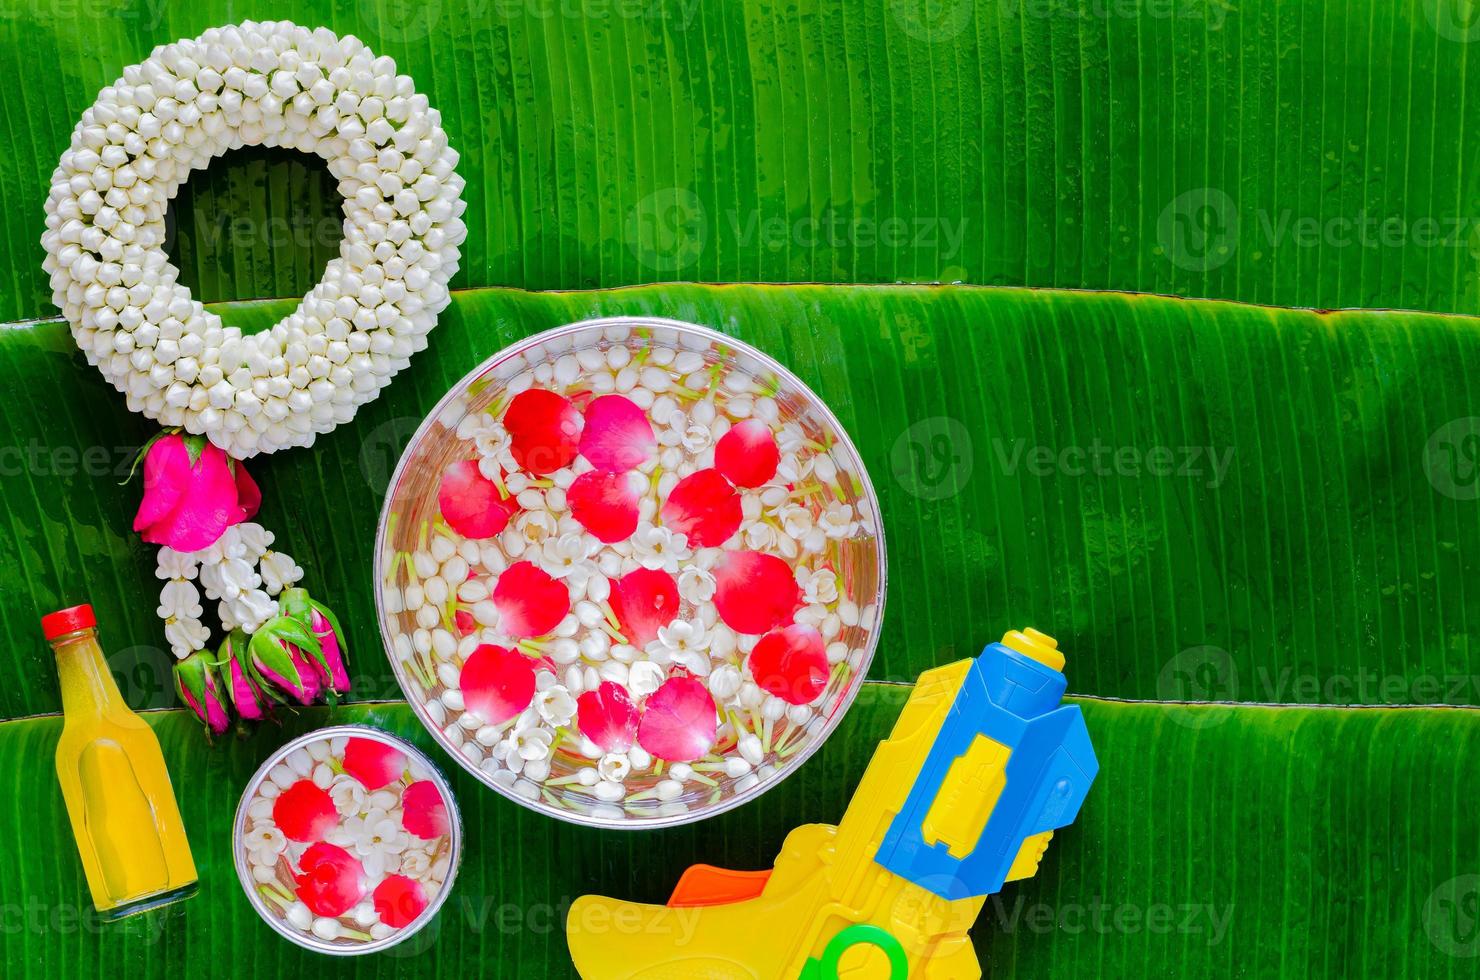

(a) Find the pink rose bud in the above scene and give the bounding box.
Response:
[173,650,230,738]
[220,630,272,722]
[280,589,351,698]
[132,431,260,553]
[248,615,326,706]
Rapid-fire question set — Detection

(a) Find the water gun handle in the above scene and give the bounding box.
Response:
[797,925,909,979]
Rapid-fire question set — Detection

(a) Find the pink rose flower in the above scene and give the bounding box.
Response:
[132,432,260,552]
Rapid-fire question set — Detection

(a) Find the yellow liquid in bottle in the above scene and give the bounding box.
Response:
[52,628,197,919]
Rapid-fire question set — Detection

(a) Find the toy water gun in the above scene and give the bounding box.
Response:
[566,627,1100,979]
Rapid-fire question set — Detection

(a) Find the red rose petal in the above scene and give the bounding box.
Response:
[401,780,450,840]
[568,470,640,543]
[579,395,656,472]
[438,459,519,539]
[454,609,477,635]
[460,644,537,724]
[637,676,718,762]
[576,681,640,752]
[373,874,429,929]
[712,551,802,634]
[715,419,780,488]
[608,568,681,647]
[660,468,743,547]
[273,779,339,843]
[749,624,829,704]
[492,561,570,638]
[342,737,407,791]
[295,842,365,917]
[504,388,583,474]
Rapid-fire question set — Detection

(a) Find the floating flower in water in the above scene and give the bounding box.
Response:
[294,842,366,918]
[342,738,407,791]
[460,644,536,724]
[567,469,641,542]
[504,388,583,474]
[343,807,411,880]
[608,568,680,647]
[580,394,656,472]
[713,551,801,635]
[539,533,602,592]
[439,459,519,539]
[796,566,840,606]
[492,561,570,638]
[244,822,287,867]
[576,681,639,752]
[274,780,339,843]
[534,684,578,727]
[660,469,742,547]
[637,676,718,762]
[749,624,829,705]
[653,620,711,675]
[402,781,450,840]
[715,419,780,488]
[372,875,428,929]
[631,524,692,574]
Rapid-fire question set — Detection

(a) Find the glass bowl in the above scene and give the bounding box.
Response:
[375,316,886,828]
[232,725,462,955]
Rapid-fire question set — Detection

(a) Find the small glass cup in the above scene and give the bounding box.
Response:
[232,725,462,955]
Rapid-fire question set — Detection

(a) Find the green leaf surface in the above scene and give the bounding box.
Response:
[2,695,1474,976]
[4,0,1480,321]
[2,283,1478,721]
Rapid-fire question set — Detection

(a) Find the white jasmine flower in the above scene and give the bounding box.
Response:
[776,424,806,455]
[513,510,558,546]
[219,589,278,634]
[163,616,210,659]
[628,660,666,697]
[680,420,713,454]
[236,523,274,560]
[344,808,410,881]
[678,565,717,604]
[157,579,203,622]
[598,752,631,783]
[708,664,743,702]
[155,547,200,582]
[504,726,554,763]
[631,524,692,573]
[796,566,839,606]
[778,504,814,540]
[399,848,432,880]
[259,550,303,595]
[818,502,857,539]
[245,823,287,867]
[540,533,600,591]
[328,775,367,817]
[534,685,577,727]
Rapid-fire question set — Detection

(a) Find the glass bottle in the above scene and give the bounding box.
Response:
[44,604,197,919]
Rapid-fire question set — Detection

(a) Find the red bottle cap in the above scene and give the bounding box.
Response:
[41,604,96,640]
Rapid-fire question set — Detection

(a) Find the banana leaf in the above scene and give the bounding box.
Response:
[1,696,1472,976]
[2,0,1480,321]
[1,283,1476,719]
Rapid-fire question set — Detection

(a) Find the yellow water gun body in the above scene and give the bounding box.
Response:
[567,628,1100,979]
